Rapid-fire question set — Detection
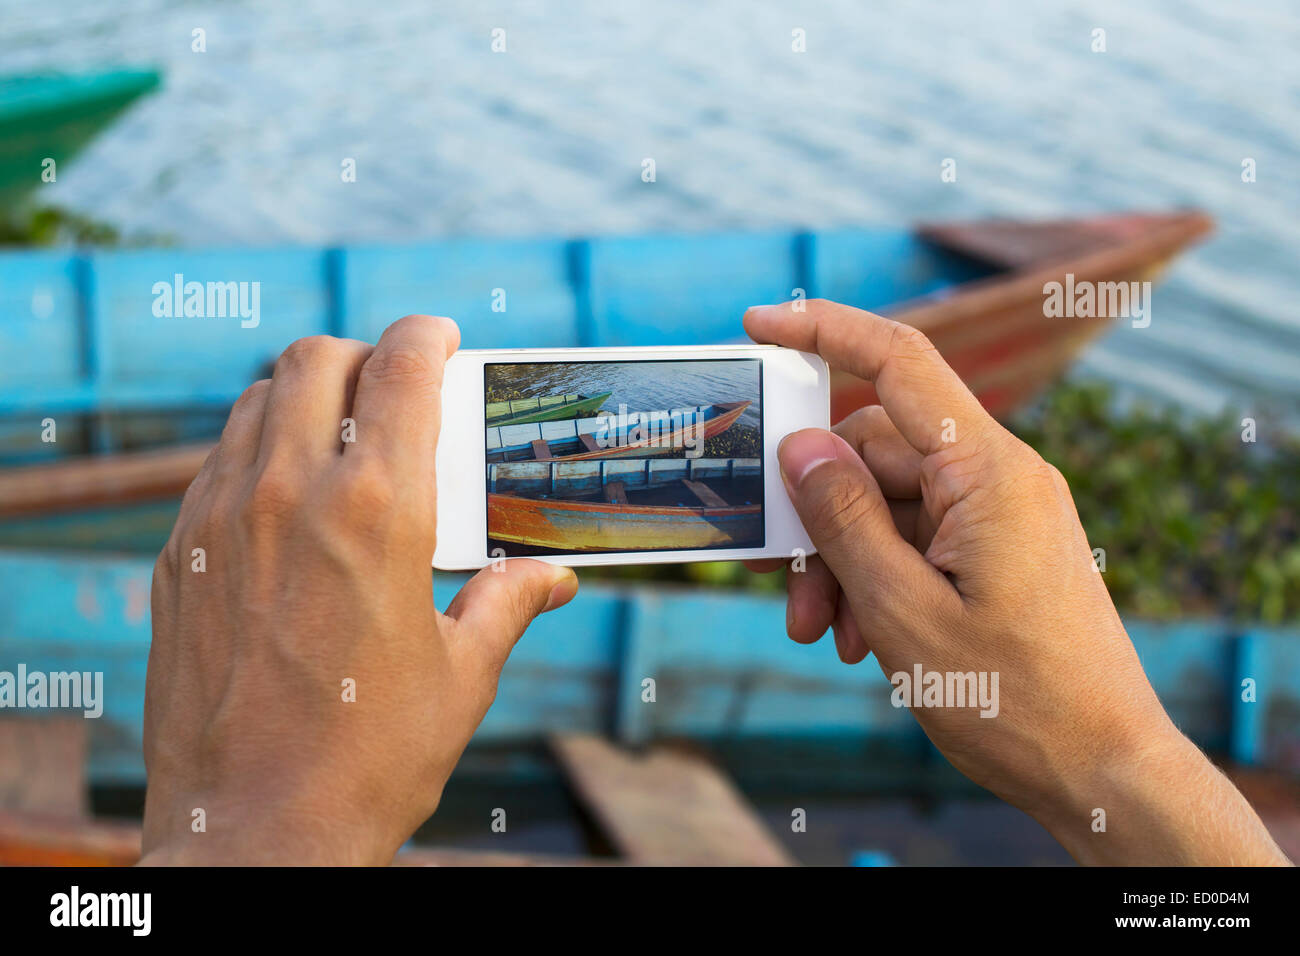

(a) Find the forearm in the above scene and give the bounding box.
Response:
[1041,726,1291,866]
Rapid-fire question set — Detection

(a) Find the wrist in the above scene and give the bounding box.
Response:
[139,786,409,866]
[1037,721,1288,866]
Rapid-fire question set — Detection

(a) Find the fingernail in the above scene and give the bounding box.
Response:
[778,429,841,489]
[542,570,578,612]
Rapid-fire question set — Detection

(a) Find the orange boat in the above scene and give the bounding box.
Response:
[488,457,763,552]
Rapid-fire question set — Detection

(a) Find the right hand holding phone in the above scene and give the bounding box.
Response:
[744,299,1288,866]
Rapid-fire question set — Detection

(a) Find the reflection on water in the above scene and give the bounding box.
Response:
[486,359,761,431]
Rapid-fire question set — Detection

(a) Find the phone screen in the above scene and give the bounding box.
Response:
[484,358,764,557]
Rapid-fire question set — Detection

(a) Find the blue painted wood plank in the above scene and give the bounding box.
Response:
[1128,620,1235,753]
[342,238,578,348]
[0,251,85,391]
[811,229,992,312]
[90,247,332,386]
[587,232,800,346]
[4,549,1297,787]
[1249,629,1300,768]
[1230,633,1265,765]
[617,589,921,740]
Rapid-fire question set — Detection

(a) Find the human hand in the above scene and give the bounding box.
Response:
[745,299,1288,866]
[140,315,578,865]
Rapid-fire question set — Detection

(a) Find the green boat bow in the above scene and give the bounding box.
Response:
[485,391,612,427]
[0,69,161,209]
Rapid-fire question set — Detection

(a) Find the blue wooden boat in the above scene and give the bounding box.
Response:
[6,210,1277,805]
[0,210,1210,472]
[486,401,752,463]
[1,549,1297,794]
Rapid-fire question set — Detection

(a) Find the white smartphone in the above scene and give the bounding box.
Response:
[432,344,829,570]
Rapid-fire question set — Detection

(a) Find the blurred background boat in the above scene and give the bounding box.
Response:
[0,69,159,210]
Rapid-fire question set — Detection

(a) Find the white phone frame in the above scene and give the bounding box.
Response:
[432,344,828,570]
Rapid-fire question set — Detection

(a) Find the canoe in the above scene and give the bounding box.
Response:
[486,391,612,427]
[0,211,1210,549]
[486,400,752,463]
[833,211,1212,422]
[0,69,161,209]
[3,548,1299,795]
[488,457,762,552]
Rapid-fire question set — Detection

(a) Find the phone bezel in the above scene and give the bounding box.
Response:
[433,344,828,569]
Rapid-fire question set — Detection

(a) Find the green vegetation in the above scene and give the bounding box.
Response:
[582,383,1300,624]
[1017,382,1299,624]
[0,204,170,247]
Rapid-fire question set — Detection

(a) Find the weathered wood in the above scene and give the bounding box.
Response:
[550,733,796,866]
[0,811,140,866]
[394,847,617,867]
[579,433,602,453]
[530,439,553,461]
[831,211,1213,422]
[0,810,614,866]
[682,478,727,508]
[603,480,627,504]
[0,718,87,816]
[0,443,211,518]
[920,211,1208,270]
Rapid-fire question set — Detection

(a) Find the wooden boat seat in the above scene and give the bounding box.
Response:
[579,433,602,453]
[530,439,553,461]
[604,481,628,505]
[682,479,727,508]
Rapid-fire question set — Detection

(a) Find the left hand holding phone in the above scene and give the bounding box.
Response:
[140,314,578,865]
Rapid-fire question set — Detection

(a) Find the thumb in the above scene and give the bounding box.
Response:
[443,559,578,672]
[779,429,957,634]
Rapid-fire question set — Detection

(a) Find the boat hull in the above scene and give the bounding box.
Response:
[488,493,761,551]
[486,391,612,427]
[487,401,752,463]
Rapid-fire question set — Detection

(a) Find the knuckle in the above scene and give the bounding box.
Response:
[276,335,339,373]
[808,474,883,546]
[363,343,438,389]
[153,543,178,581]
[233,378,271,410]
[338,462,397,515]
[889,322,937,359]
[240,466,301,528]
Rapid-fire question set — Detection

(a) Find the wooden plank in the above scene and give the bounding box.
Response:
[682,478,727,508]
[550,733,796,866]
[394,847,617,867]
[0,811,611,866]
[530,439,553,461]
[0,718,87,816]
[0,442,210,517]
[579,433,601,453]
[0,811,140,866]
[603,480,627,504]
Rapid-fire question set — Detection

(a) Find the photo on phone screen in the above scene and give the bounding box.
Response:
[484,359,764,557]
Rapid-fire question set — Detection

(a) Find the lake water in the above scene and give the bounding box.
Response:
[5,0,1299,420]
[487,359,761,432]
